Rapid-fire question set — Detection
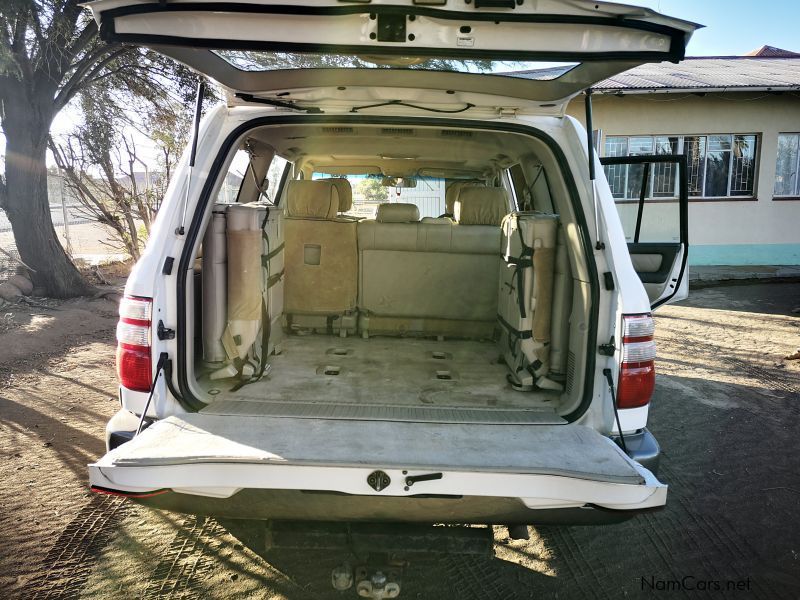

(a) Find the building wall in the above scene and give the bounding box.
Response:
[566,93,800,265]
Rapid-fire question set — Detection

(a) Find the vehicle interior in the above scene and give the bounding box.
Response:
[185,122,595,425]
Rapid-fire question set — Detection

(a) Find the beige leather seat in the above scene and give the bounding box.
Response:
[454,187,509,226]
[357,197,503,339]
[444,180,483,217]
[376,202,420,223]
[328,178,354,214]
[283,180,358,335]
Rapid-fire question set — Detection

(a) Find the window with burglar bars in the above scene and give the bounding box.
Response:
[603,134,758,200]
[774,133,800,198]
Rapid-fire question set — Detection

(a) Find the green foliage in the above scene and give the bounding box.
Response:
[358,177,389,203]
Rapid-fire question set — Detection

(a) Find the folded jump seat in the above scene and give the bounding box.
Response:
[497,211,562,392]
[201,201,285,382]
[283,179,358,336]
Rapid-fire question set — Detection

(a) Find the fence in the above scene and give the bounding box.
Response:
[0,173,132,283]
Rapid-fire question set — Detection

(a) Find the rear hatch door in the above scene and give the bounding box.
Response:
[87,0,699,114]
[90,415,666,511]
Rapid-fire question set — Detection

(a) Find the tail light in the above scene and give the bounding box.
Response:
[617,313,656,409]
[116,296,153,392]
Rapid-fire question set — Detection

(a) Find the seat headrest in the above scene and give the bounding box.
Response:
[286,180,339,219]
[328,178,353,212]
[454,187,509,226]
[376,203,420,223]
[421,217,453,225]
[445,180,483,215]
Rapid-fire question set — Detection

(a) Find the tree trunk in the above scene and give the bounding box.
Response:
[3,92,93,298]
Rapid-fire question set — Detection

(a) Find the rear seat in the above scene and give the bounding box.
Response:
[328,178,354,215]
[283,180,358,335]
[453,186,508,227]
[357,190,507,338]
[443,180,483,217]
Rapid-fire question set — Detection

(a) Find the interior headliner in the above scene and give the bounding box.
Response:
[247,123,547,177]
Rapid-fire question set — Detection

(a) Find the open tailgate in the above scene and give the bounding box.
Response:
[90,415,666,511]
[86,0,699,113]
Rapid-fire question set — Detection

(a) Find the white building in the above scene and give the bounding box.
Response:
[566,47,800,266]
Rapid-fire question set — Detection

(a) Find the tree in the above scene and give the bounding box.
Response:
[49,88,191,261]
[0,0,198,297]
[358,177,389,204]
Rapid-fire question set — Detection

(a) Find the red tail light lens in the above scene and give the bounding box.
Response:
[617,314,656,409]
[116,296,153,392]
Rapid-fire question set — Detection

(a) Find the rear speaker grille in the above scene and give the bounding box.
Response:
[321,127,354,134]
[441,130,473,138]
[381,127,415,136]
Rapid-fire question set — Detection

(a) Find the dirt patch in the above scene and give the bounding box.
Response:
[0,297,120,595]
[1,284,799,599]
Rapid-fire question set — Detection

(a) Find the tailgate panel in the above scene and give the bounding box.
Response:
[90,415,666,511]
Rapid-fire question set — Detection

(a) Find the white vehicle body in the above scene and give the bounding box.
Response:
[87,0,696,525]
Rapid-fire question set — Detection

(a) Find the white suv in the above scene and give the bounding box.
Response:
[88,0,696,527]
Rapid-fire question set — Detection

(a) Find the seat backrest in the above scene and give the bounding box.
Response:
[444,180,483,216]
[357,200,501,334]
[283,180,358,316]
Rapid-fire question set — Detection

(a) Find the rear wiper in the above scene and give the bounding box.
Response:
[235,93,323,114]
[350,99,475,114]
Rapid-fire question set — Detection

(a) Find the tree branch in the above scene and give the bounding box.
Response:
[65,18,99,63]
[55,43,127,111]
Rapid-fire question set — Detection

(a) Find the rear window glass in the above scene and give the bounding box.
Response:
[212,51,577,80]
[312,173,447,219]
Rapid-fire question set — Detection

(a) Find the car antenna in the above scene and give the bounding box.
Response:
[584,88,604,250]
[176,79,205,236]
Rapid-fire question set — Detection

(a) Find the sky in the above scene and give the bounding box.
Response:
[2,0,799,173]
[634,0,800,56]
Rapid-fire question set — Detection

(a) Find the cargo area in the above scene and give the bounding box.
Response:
[184,123,594,421]
[198,335,564,424]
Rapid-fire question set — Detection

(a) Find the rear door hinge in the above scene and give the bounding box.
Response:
[157,320,176,341]
[598,337,616,356]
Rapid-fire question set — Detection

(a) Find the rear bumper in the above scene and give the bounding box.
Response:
[129,488,656,526]
[612,428,661,475]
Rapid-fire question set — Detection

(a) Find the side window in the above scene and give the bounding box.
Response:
[266,155,289,202]
[508,164,527,211]
[603,155,685,244]
[215,149,288,205]
[215,149,249,204]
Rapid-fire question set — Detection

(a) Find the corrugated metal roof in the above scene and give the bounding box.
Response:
[745,45,800,58]
[594,57,800,93]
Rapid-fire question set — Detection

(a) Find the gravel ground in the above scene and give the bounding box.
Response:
[1,283,798,599]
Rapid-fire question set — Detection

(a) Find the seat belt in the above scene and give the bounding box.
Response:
[501,220,534,319]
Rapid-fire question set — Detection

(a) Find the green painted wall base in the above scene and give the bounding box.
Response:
[689,244,800,266]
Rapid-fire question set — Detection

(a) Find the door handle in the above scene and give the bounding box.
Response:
[404,472,443,489]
